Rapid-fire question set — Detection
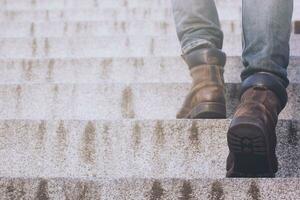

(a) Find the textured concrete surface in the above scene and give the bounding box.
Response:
[0,119,299,178]
[0,20,178,37]
[0,83,299,120]
[1,20,300,37]
[0,0,299,10]
[0,0,174,10]
[0,178,299,200]
[0,8,176,22]
[0,56,299,84]
[0,20,243,37]
[1,7,299,23]
[0,0,241,10]
[0,35,300,58]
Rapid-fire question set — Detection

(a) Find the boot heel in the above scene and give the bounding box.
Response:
[188,102,226,119]
[227,121,275,177]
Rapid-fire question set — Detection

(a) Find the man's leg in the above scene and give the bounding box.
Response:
[226,0,294,177]
[172,0,227,119]
[241,0,293,86]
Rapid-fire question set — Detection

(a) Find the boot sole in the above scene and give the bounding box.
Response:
[188,102,226,119]
[227,122,275,177]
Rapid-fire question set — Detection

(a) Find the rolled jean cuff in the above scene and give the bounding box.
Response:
[240,72,288,109]
[181,39,216,55]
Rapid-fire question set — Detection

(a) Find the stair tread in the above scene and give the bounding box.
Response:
[0,0,299,10]
[1,20,300,37]
[0,177,299,199]
[0,56,299,84]
[0,82,299,120]
[0,35,299,58]
[0,119,299,178]
[0,7,299,22]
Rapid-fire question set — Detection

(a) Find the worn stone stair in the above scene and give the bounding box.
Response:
[0,1,298,22]
[0,57,299,84]
[0,178,299,199]
[1,35,300,58]
[0,0,300,199]
[0,20,246,37]
[0,0,299,10]
[0,83,299,119]
[0,119,299,179]
[0,20,300,37]
[0,0,251,10]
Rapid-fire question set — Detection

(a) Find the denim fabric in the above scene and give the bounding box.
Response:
[172,0,294,86]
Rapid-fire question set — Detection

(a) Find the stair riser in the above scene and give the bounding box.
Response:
[0,8,299,22]
[0,9,175,22]
[0,0,172,9]
[0,36,300,58]
[0,120,299,178]
[0,178,299,200]
[0,57,300,84]
[0,0,244,10]
[1,0,299,10]
[0,83,298,119]
[0,21,178,37]
[1,21,300,37]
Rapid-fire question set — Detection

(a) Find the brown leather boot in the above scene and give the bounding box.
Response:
[226,72,288,177]
[177,48,227,119]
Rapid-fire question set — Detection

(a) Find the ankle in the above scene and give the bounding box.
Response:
[182,48,226,69]
[240,72,288,111]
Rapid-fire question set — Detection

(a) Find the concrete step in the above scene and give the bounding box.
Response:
[0,20,176,38]
[0,8,175,22]
[0,0,299,10]
[0,83,299,120]
[1,20,300,38]
[0,0,171,10]
[0,20,233,37]
[0,56,299,84]
[0,35,300,58]
[0,0,242,10]
[1,178,299,200]
[0,7,299,23]
[0,119,299,178]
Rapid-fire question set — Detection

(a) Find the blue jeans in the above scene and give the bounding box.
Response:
[172,0,293,87]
